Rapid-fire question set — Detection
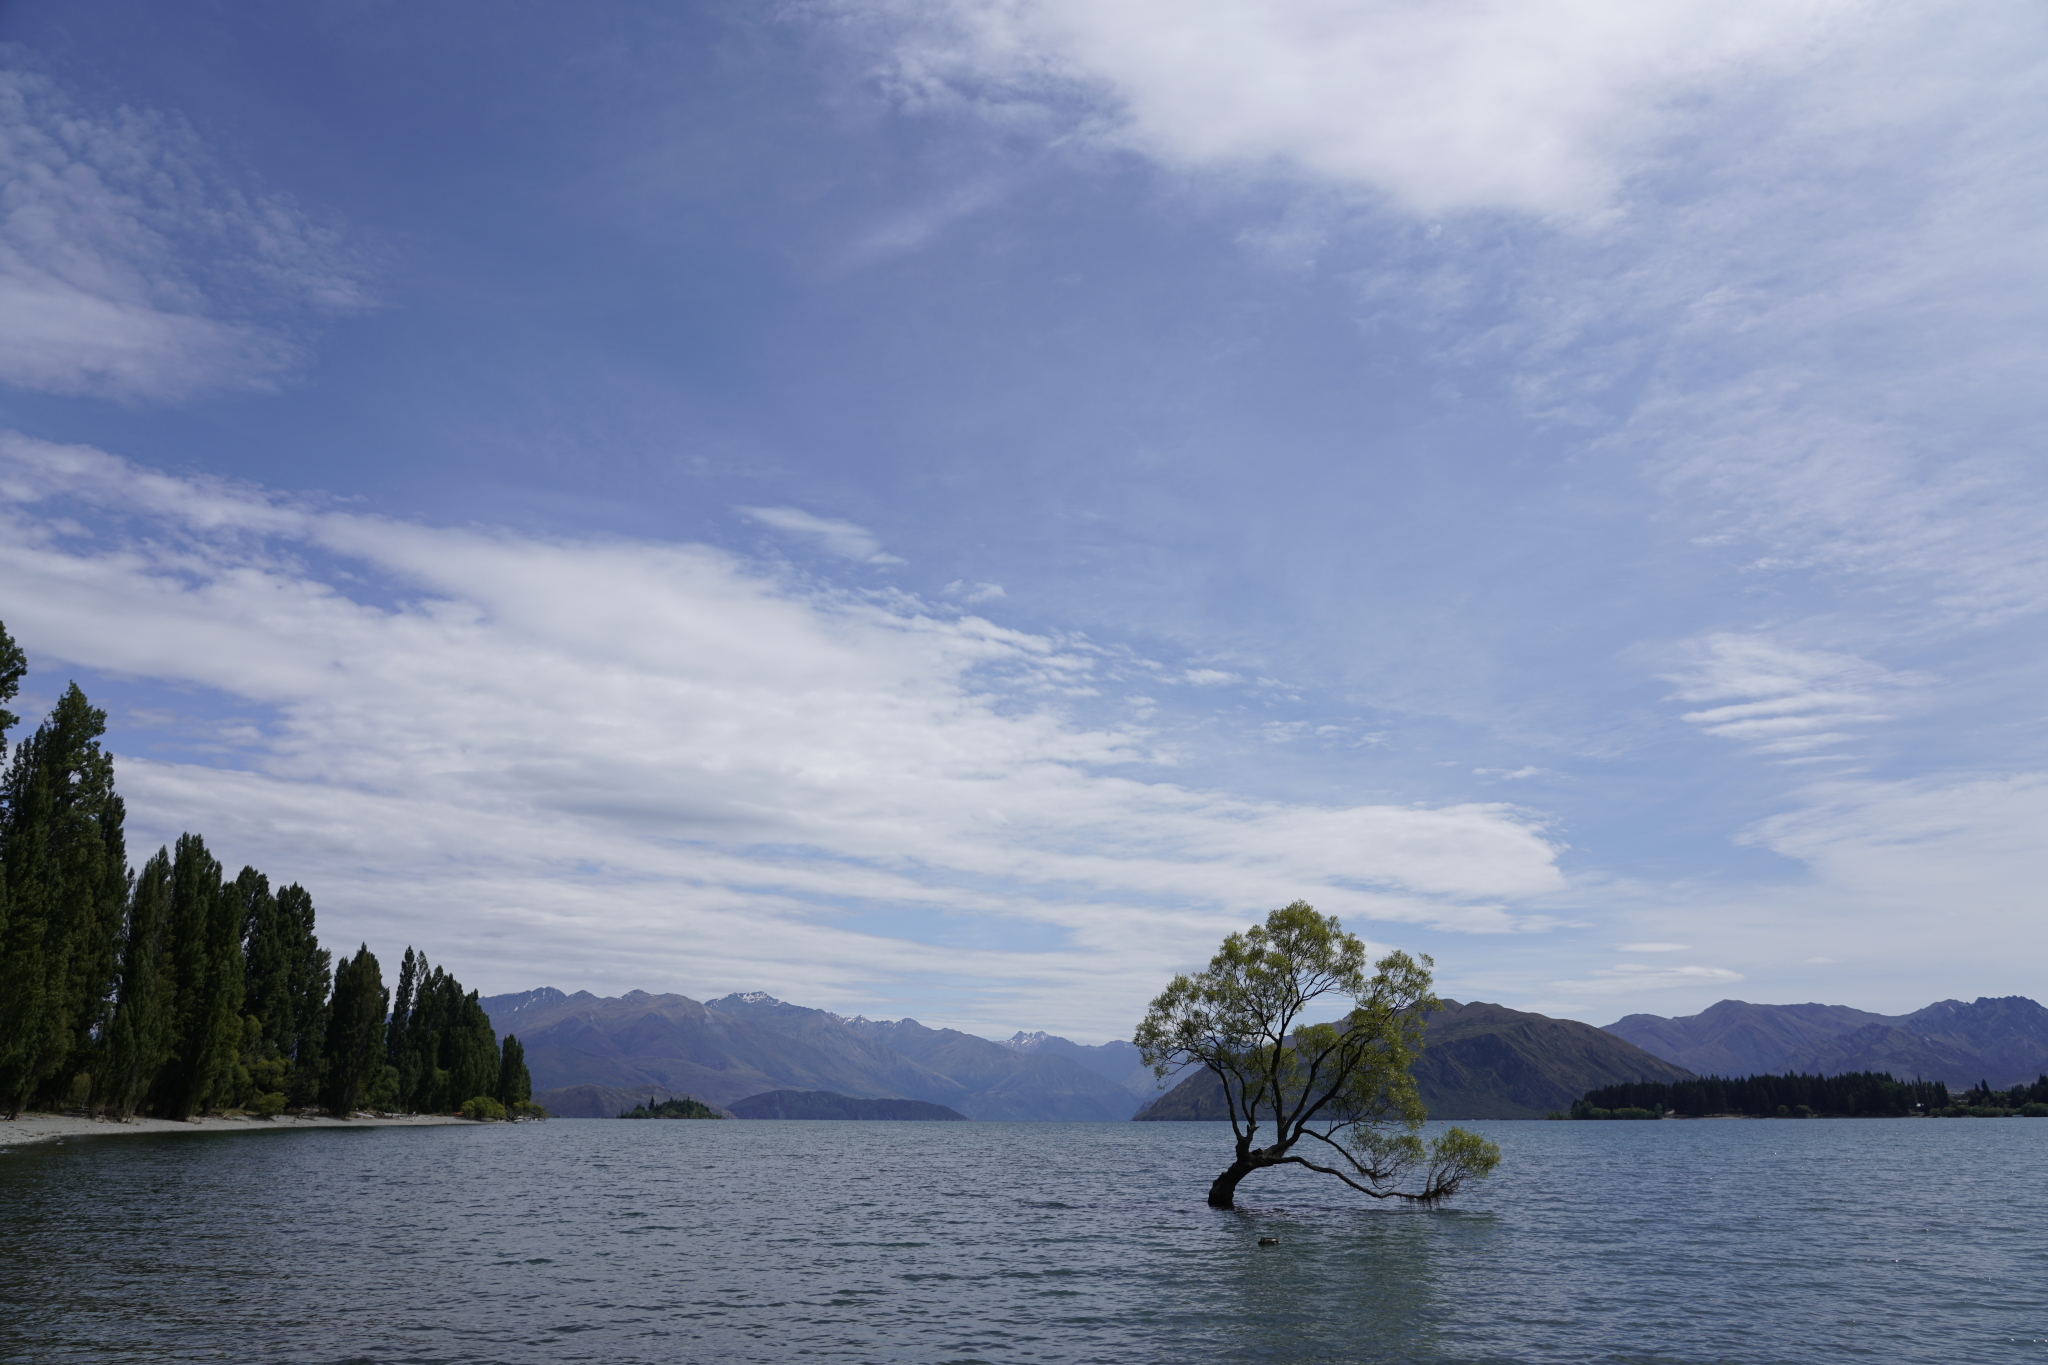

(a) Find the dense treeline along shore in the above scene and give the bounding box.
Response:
[0,623,535,1125]
[1572,1070,2048,1119]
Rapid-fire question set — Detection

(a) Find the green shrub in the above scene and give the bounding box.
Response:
[460,1095,507,1121]
[510,1100,548,1120]
[248,1091,288,1119]
[2022,1103,2048,1118]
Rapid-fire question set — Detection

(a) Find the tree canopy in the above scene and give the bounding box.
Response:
[1136,901,1501,1210]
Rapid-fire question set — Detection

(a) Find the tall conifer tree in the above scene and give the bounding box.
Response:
[0,622,29,1116]
[149,835,244,1119]
[274,884,330,1107]
[0,683,130,1114]
[322,945,386,1116]
[496,1034,530,1107]
[100,850,174,1117]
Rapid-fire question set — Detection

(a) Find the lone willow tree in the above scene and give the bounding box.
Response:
[1136,901,1502,1210]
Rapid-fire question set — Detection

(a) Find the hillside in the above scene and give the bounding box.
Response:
[1134,999,1693,1121]
[1604,996,2048,1087]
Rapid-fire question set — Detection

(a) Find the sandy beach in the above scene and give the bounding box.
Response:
[0,1111,476,1148]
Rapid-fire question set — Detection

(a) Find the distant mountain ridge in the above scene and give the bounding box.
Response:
[1133,999,1692,1121]
[1603,996,2048,1088]
[482,988,1139,1121]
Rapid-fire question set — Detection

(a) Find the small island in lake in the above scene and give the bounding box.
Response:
[729,1089,969,1120]
[620,1097,726,1119]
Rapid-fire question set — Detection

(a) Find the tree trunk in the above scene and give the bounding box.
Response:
[1207,1157,1262,1209]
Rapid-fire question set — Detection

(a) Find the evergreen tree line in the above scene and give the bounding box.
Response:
[1572,1071,1954,1119]
[0,624,534,1121]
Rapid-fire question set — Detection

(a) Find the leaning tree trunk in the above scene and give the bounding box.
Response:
[1207,1156,1266,1209]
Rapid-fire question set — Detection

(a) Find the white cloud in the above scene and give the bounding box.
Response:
[1181,667,1238,685]
[1618,943,1690,953]
[1551,962,1743,995]
[0,435,1566,1035]
[852,0,1864,218]
[1664,634,1922,755]
[738,505,906,564]
[943,579,1007,603]
[0,66,369,399]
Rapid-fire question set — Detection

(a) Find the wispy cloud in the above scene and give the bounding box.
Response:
[738,505,907,565]
[0,65,370,399]
[1665,633,1922,756]
[849,0,1864,218]
[944,579,1006,604]
[0,435,1566,1034]
[1551,962,1743,995]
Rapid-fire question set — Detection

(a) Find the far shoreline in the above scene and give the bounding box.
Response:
[0,1111,482,1149]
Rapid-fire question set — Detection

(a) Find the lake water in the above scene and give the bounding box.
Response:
[3,1117,2044,1364]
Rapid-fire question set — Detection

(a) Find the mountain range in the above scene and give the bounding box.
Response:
[482,987,1145,1121]
[1133,999,1693,1121]
[1603,997,2048,1088]
[487,984,2048,1121]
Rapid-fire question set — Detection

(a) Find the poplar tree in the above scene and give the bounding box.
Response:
[496,1034,531,1108]
[237,867,292,1098]
[0,682,130,1116]
[323,944,386,1116]
[149,836,245,1119]
[100,850,174,1117]
[274,884,331,1107]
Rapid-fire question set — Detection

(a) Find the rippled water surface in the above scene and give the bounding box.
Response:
[4,1117,2045,1363]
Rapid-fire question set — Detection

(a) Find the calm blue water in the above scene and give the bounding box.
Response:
[3,1118,2045,1364]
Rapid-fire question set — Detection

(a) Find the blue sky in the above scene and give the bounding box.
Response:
[2,1,2045,1039]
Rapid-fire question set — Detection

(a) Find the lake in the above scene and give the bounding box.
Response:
[3,1117,2044,1363]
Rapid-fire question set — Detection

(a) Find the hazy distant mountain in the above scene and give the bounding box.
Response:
[831,1014,1136,1120]
[1603,1000,1893,1077]
[1134,1000,1693,1121]
[997,1031,1177,1102]
[481,989,969,1110]
[728,1090,969,1120]
[482,988,1140,1120]
[1604,996,2048,1087]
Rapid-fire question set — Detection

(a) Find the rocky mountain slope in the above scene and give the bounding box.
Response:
[1604,996,2048,1087]
[1134,999,1694,1121]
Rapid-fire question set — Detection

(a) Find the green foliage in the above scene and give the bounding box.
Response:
[322,945,388,1116]
[621,1096,724,1119]
[248,1090,288,1118]
[273,884,330,1108]
[510,1100,548,1120]
[0,682,131,1116]
[99,849,174,1118]
[460,1094,507,1121]
[383,948,499,1112]
[496,1034,532,1107]
[148,835,247,1119]
[1136,900,1501,1209]
[1576,1071,1953,1118]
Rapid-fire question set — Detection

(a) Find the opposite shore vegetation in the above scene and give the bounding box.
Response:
[0,623,535,1125]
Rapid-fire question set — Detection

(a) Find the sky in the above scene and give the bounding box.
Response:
[1,0,2044,1041]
